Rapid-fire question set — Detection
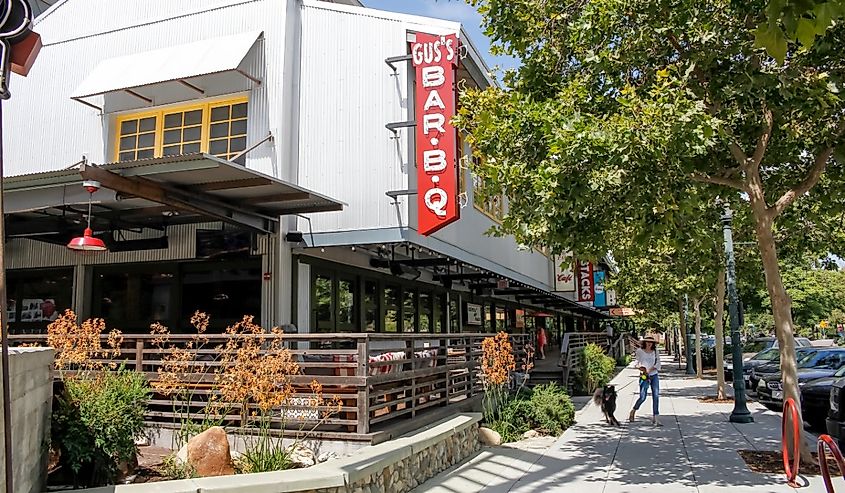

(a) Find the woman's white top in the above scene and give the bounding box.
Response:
[636,348,661,376]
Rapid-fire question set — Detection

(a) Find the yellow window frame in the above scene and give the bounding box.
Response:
[113,95,249,162]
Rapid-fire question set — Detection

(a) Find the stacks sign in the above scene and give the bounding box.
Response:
[0,0,40,99]
[411,32,460,236]
[577,260,594,303]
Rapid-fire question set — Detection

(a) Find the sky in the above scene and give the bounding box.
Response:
[363,0,520,73]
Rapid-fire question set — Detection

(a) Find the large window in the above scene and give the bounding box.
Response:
[7,269,74,334]
[473,173,505,222]
[92,259,260,332]
[115,97,249,164]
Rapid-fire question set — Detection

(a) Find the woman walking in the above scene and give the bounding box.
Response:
[629,335,662,426]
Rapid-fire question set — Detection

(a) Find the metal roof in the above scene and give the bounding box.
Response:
[5,153,344,238]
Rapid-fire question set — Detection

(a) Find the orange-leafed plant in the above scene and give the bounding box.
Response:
[47,309,124,373]
[153,313,341,473]
[481,331,516,386]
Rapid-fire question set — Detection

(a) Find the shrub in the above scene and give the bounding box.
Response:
[579,343,615,394]
[489,384,576,442]
[52,369,150,487]
[616,354,633,367]
[529,383,575,435]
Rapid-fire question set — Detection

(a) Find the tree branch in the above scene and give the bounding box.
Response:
[771,147,834,217]
[751,109,774,169]
[690,172,746,191]
[771,121,845,217]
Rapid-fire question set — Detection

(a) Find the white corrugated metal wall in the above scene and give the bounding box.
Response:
[296,2,555,289]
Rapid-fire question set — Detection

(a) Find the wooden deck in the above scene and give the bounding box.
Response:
[12,332,531,442]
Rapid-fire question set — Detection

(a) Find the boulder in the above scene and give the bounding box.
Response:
[287,444,317,468]
[186,426,235,477]
[317,451,339,463]
[522,430,540,440]
[479,427,502,446]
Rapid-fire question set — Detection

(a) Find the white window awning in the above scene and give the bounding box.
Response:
[71,31,263,113]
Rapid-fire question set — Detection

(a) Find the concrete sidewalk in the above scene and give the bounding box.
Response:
[414,356,845,492]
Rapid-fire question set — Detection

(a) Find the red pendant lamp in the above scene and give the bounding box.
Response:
[67,180,107,252]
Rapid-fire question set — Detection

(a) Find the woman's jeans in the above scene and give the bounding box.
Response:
[633,373,660,415]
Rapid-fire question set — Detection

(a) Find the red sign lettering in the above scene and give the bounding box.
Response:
[411,32,460,236]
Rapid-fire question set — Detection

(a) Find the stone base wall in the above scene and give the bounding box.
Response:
[338,423,479,493]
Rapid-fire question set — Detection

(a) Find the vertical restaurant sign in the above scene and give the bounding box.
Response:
[411,32,460,236]
[593,271,606,307]
[554,256,576,292]
[577,260,595,302]
[606,289,618,307]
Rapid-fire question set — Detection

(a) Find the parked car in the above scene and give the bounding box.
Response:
[826,378,845,449]
[724,347,779,385]
[742,336,813,359]
[749,347,823,393]
[800,367,845,430]
[757,348,845,410]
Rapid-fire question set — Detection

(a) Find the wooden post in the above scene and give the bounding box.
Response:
[135,339,144,373]
[356,337,369,434]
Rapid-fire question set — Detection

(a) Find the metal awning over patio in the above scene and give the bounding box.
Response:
[4,153,344,242]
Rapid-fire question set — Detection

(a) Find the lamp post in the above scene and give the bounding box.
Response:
[722,204,753,423]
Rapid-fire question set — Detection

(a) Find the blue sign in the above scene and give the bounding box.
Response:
[593,271,606,307]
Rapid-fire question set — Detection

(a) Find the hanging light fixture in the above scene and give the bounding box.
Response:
[67,180,107,252]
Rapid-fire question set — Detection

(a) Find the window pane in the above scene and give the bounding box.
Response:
[384,285,399,333]
[164,113,182,128]
[137,149,154,159]
[120,119,137,134]
[419,292,431,333]
[209,139,228,155]
[119,135,136,151]
[233,155,246,166]
[210,122,229,139]
[182,142,201,154]
[8,269,74,334]
[211,105,230,121]
[183,126,201,142]
[230,136,246,153]
[180,265,261,330]
[231,102,248,119]
[434,294,444,333]
[94,269,174,329]
[385,308,398,333]
[163,145,180,156]
[163,129,181,145]
[337,279,355,328]
[315,275,332,327]
[184,109,202,126]
[137,132,155,149]
[139,117,156,132]
[403,290,415,332]
[230,119,247,136]
[119,151,135,162]
[364,280,378,332]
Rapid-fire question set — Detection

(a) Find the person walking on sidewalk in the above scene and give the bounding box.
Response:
[629,336,662,426]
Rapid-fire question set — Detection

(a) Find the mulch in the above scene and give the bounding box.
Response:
[698,396,734,403]
[738,450,842,476]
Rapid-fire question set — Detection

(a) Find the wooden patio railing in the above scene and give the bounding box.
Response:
[12,332,530,439]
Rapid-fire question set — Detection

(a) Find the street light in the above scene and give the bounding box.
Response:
[722,204,753,423]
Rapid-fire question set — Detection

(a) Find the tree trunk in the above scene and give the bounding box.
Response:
[714,269,727,400]
[754,211,814,463]
[678,298,687,364]
[694,297,703,379]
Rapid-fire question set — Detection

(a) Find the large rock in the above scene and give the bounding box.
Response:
[287,444,317,468]
[186,426,235,477]
[522,429,540,440]
[478,427,502,446]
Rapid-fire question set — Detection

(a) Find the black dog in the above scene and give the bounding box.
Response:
[593,385,620,426]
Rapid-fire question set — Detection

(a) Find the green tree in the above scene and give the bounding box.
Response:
[457,0,845,460]
[760,1,844,61]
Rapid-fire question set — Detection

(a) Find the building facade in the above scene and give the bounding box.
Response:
[2,0,607,337]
